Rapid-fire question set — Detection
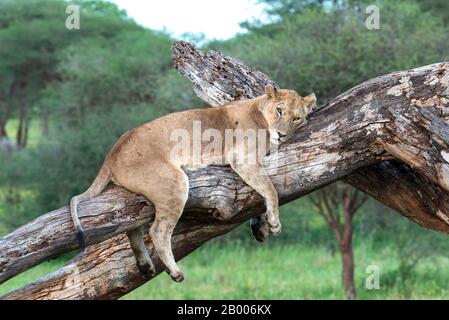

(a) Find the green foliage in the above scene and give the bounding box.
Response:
[0,0,181,138]
[218,0,449,103]
[49,28,173,121]
[357,200,449,296]
[75,0,129,19]
[416,0,449,25]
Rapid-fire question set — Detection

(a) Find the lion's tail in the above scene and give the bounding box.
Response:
[70,164,111,250]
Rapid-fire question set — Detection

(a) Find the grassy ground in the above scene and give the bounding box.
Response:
[1,240,449,299]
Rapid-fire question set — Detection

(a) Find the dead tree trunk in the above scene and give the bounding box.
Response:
[1,41,449,299]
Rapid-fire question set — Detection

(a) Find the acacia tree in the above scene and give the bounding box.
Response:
[0,0,68,147]
[310,183,367,299]
[0,81,15,139]
[0,0,145,146]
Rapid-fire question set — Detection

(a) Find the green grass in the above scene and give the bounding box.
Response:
[2,241,449,299]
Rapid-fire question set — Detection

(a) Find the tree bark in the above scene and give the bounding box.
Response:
[0,120,7,138]
[345,161,449,230]
[340,188,356,300]
[1,41,449,299]
[340,240,356,300]
[0,83,16,139]
[16,95,28,148]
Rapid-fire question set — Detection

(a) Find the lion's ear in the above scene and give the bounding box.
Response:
[265,84,278,99]
[303,93,317,113]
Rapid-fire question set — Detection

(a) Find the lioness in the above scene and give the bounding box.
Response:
[70,85,315,282]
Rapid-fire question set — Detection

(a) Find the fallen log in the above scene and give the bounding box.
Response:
[1,41,448,299]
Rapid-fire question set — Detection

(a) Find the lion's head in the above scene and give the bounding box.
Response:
[260,84,316,145]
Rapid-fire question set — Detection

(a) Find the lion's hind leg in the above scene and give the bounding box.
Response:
[127,225,155,276]
[136,164,189,282]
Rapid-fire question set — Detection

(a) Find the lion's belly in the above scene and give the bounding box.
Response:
[177,151,227,170]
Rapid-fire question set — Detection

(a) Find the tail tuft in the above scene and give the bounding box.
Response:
[76,228,87,250]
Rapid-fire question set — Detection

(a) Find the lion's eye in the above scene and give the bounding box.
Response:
[276,108,282,117]
[293,117,302,122]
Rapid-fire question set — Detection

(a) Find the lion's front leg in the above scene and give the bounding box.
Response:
[230,162,281,236]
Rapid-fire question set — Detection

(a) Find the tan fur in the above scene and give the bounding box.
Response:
[70,85,316,282]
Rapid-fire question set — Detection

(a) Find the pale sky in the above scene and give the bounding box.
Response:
[110,0,267,40]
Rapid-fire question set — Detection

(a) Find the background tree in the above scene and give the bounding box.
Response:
[0,0,145,145]
[310,183,367,299]
[0,0,74,146]
[416,0,449,25]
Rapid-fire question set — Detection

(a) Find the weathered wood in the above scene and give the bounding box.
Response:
[345,161,449,231]
[1,41,449,299]
[172,41,276,107]
[0,187,151,285]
